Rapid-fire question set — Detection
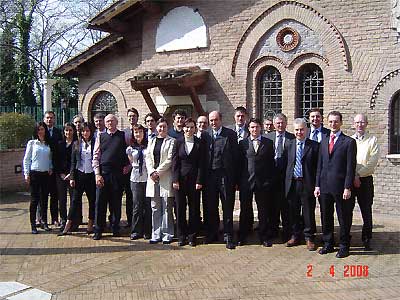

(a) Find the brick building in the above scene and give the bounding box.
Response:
[55,0,400,215]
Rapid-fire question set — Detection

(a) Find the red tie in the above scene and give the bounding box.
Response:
[329,134,335,154]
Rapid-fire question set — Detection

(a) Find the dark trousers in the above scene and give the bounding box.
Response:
[239,186,272,242]
[271,176,290,238]
[29,171,49,225]
[205,169,235,239]
[352,176,374,241]
[48,172,58,223]
[320,192,355,249]
[68,171,95,222]
[123,171,133,225]
[95,172,123,234]
[56,174,73,225]
[175,177,201,241]
[287,180,316,241]
[130,181,151,237]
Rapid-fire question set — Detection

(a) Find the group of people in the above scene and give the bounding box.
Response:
[22,106,379,258]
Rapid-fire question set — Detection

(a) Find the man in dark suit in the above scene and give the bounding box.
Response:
[202,111,239,249]
[43,111,63,227]
[266,113,295,241]
[226,106,249,143]
[92,114,130,240]
[238,118,275,247]
[226,106,253,231]
[172,118,207,247]
[285,118,319,251]
[307,108,330,143]
[314,111,357,258]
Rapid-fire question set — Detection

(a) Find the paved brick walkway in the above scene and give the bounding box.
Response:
[0,192,399,300]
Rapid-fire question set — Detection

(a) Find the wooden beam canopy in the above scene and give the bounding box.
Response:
[128,66,209,115]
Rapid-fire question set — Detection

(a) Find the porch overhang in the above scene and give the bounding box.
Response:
[128,66,209,117]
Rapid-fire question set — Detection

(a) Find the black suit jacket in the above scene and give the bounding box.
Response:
[48,127,63,163]
[266,131,296,174]
[316,132,357,194]
[239,136,275,191]
[70,138,96,180]
[226,124,249,141]
[202,126,239,184]
[172,136,207,185]
[54,139,74,175]
[285,138,319,197]
[307,126,330,142]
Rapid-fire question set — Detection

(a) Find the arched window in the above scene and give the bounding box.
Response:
[259,66,282,119]
[390,91,400,154]
[297,64,324,120]
[90,91,118,119]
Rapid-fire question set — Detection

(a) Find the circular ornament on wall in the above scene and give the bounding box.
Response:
[276,27,300,52]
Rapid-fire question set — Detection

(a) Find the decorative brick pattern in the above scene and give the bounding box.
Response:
[71,0,400,215]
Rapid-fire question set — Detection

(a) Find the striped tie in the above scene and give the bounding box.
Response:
[312,129,319,142]
[293,141,303,177]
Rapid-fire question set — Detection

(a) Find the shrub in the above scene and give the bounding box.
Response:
[0,112,35,150]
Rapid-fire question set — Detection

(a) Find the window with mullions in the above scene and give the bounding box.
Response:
[259,66,282,119]
[390,91,400,154]
[90,91,118,120]
[297,64,324,120]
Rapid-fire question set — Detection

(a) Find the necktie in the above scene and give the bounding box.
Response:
[329,134,335,154]
[276,134,283,158]
[49,128,53,137]
[213,131,218,139]
[294,141,303,177]
[253,139,259,153]
[312,129,319,142]
[237,127,243,140]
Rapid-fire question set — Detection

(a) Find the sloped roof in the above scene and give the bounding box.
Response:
[53,34,124,76]
[88,0,142,29]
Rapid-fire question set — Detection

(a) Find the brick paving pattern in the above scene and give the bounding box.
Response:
[0,192,399,300]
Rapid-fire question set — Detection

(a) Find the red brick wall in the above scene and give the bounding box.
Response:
[0,148,27,192]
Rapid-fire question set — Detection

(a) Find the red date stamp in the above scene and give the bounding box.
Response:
[307,264,369,277]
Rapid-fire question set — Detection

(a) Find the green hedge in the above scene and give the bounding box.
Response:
[0,112,36,150]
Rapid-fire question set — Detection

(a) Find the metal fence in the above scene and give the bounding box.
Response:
[0,105,78,128]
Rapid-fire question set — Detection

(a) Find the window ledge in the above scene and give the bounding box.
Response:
[386,154,400,162]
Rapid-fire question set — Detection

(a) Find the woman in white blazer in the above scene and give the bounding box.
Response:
[145,118,176,244]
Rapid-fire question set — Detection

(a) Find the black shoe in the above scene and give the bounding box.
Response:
[336,248,349,258]
[162,240,172,245]
[112,231,121,237]
[363,239,372,251]
[130,233,142,240]
[226,240,236,250]
[178,239,186,246]
[93,232,102,240]
[149,239,160,244]
[237,240,247,246]
[144,234,151,240]
[262,240,273,247]
[318,245,335,255]
[31,226,38,234]
[188,239,196,247]
[43,224,52,231]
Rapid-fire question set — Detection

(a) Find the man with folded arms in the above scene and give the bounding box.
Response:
[351,114,379,251]
[285,118,319,251]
